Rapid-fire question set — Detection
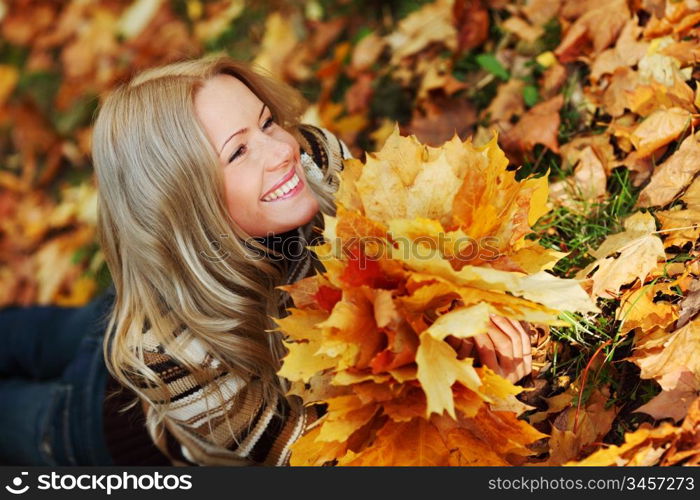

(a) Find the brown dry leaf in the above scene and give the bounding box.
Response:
[482,79,525,127]
[117,0,167,40]
[615,150,655,186]
[120,4,197,78]
[661,396,700,466]
[589,19,648,82]
[287,19,347,82]
[601,67,641,117]
[34,226,95,305]
[549,142,609,208]
[635,370,700,422]
[567,422,680,465]
[345,73,374,114]
[630,107,692,158]
[252,12,300,81]
[634,320,700,382]
[9,102,63,188]
[192,0,244,42]
[617,281,678,334]
[555,0,630,63]
[1,0,57,46]
[578,212,665,299]
[559,0,612,21]
[571,146,607,201]
[655,206,700,250]
[677,279,700,330]
[522,0,561,26]
[660,39,700,67]
[502,16,543,43]
[61,6,119,82]
[418,59,468,101]
[386,0,457,65]
[587,384,699,464]
[350,32,386,73]
[637,132,700,207]
[546,388,618,465]
[453,0,490,52]
[539,63,567,100]
[559,134,615,172]
[500,94,564,162]
[406,95,476,147]
[626,76,696,117]
[306,19,347,60]
[527,386,576,425]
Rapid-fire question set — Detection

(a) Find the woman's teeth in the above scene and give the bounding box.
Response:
[262,173,300,202]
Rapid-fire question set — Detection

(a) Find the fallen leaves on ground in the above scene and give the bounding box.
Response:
[3,0,700,466]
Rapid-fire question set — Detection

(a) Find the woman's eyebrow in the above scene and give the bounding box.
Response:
[218,103,268,155]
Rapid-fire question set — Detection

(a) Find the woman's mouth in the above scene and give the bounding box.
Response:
[261,171,304,202]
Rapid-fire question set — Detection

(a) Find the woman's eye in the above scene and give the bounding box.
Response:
[227,118,273,163]
[228,145,246,163]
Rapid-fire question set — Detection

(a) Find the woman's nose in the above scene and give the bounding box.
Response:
[259,135,294,172]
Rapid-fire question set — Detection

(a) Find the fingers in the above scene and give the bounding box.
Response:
[485,318,518,381]
[456,337,475,358]
[488,315,533,383]
[448,315,535,384]
[518,320,533,378]
[445,335,474,358]
[473,331,501,376]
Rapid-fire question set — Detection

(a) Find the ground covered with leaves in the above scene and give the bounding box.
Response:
[0,0,699,465]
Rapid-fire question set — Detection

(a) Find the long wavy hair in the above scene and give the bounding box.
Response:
[92,54,338,451]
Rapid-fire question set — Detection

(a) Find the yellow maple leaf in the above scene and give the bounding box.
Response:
[338,418,451,466]
[416,333,482,418]
[277,339,338,384]
[316,395,379,443]
[289,425,349,466]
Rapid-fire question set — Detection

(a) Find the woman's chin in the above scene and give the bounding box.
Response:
[260,196,319,234]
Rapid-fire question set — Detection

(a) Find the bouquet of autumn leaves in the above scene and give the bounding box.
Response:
[272,128,599,465]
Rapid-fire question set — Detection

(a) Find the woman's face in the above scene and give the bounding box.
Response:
[194,74,319,237]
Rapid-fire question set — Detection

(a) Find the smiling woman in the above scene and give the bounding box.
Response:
[193,74,321,237]
[0,53,532,467]
[91,54,351,465]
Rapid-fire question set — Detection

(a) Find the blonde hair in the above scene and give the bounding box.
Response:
[92,54,337,451]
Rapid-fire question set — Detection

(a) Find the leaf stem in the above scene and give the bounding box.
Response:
[573,339,612,434]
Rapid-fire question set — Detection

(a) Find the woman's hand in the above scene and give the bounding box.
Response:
[446,315,533,383]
